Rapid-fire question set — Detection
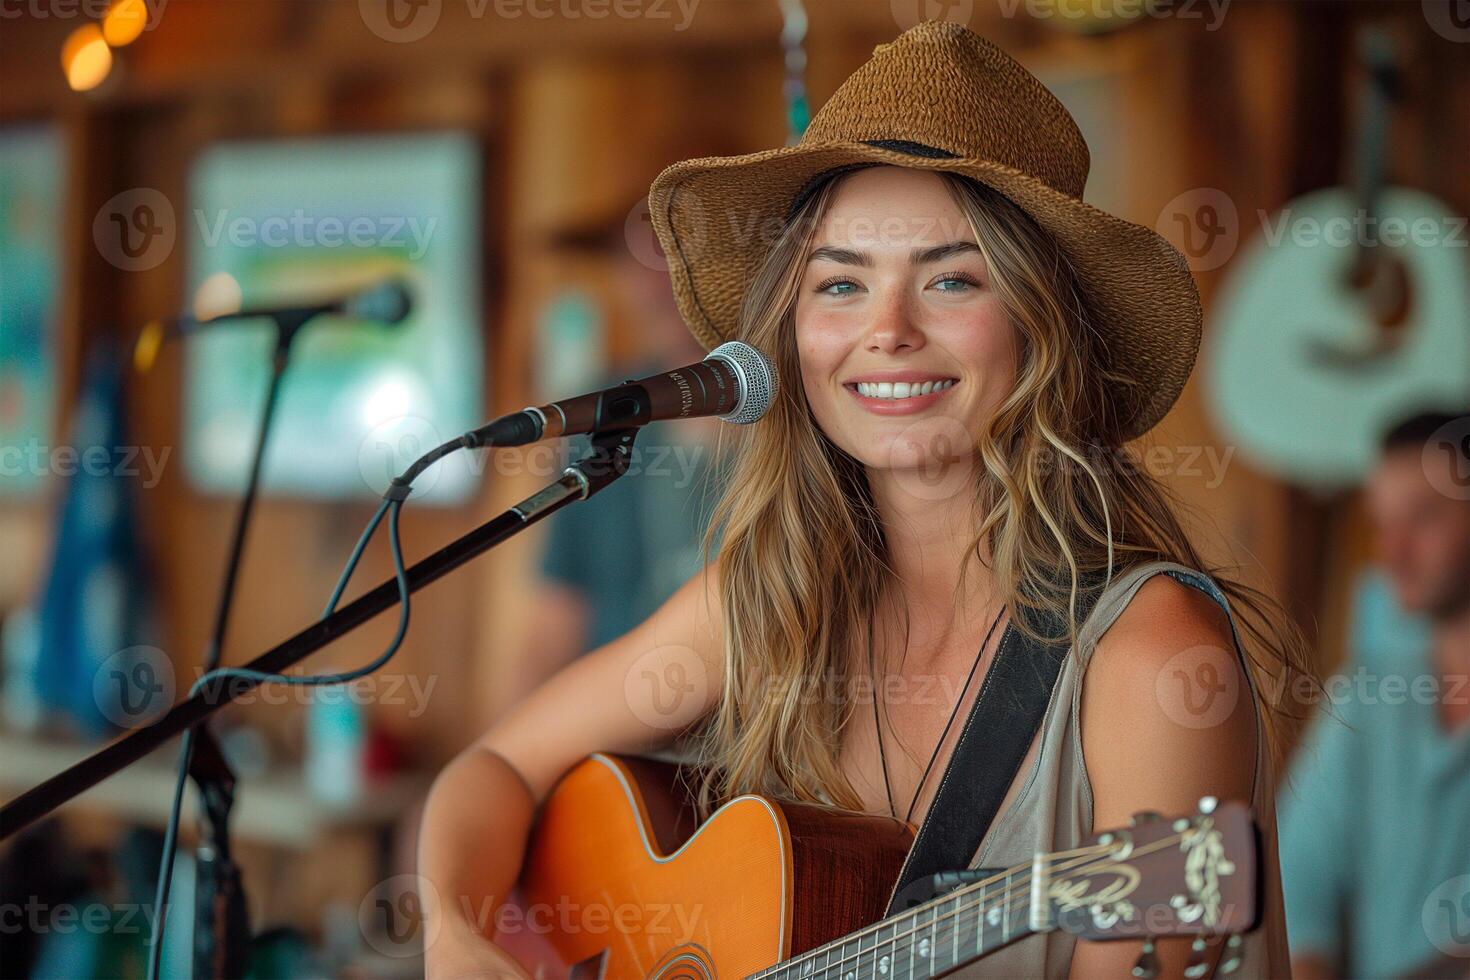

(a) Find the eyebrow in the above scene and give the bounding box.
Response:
[807,241,982,268]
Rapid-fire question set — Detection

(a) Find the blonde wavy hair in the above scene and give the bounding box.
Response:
[696,170,1312,815]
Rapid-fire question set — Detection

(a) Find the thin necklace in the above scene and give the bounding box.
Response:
[873,604,1007,825]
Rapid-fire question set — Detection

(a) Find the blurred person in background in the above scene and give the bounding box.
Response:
[1279,409,1470,979]
[493,198,717,712]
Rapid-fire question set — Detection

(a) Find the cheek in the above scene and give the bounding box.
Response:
[794,309,853,416]
[950,304,1018,396]
[913,302,1019,439]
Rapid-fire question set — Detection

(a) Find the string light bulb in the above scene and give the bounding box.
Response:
[102,0,148,47]
[61,24,112,92]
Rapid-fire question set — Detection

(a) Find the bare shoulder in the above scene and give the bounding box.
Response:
[1089,573,1236,688]
[1081,571,1256,825]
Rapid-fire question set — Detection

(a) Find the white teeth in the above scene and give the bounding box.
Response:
[854,379,955,399]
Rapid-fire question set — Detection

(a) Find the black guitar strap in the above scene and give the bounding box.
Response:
[883,587,1102,917]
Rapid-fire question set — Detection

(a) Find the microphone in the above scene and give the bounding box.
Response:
[473,341,778,447]
[134,279,414,372]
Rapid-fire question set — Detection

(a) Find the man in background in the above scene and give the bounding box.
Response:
[1279,410,1470,979]
[490,197,718,712]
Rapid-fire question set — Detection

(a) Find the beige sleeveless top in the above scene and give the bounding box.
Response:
[950,561,1292,979]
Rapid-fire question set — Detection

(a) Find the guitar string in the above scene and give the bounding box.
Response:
[801,831,1199,980]
[751,838,1113,979]
[767,830,1195,980]
[878,832,1195,978]
[790,832,1191,980]
[779,843,1120,979]
[750,842,1115,979]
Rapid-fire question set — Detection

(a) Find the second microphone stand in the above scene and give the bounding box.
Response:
[186,313,310,978]
[2,407,648,977]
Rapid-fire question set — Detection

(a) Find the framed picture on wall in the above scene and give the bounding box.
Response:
[184,131,484,504]
[0,125,65,500]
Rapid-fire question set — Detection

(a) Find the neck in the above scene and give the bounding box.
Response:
[867,465,994,628]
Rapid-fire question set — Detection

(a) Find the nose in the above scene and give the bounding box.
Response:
[863,288,925,355]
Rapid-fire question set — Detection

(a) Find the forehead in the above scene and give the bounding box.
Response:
[814,167,975,249]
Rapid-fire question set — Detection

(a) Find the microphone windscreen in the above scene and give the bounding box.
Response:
[708,341,779,425]
[345,280,414,326]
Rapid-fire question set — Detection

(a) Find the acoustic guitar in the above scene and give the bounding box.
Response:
[501,754,1260,979]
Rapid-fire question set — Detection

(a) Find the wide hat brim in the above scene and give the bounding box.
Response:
[648,141,1202,442]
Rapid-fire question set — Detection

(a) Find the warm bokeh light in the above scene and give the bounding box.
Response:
[61,24,112,92]
[133,321,165,374]
[102,0,148,47]
[192,271,244,322]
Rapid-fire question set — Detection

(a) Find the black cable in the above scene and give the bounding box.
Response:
[142,426,511,977]
[146,487,416,978]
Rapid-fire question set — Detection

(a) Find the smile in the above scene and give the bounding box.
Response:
[850,379,956,400]
[842,377,959,415]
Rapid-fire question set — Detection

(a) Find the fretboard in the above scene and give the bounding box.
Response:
[749,865,1042,980]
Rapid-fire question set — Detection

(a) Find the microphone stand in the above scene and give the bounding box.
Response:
[185,312,310,979]
[0,422,645,960]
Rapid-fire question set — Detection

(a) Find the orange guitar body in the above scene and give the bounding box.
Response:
[503,754,914,979]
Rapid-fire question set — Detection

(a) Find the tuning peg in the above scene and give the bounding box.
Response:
[1183,937,1211,978]
[1129,810,1163,826]
[1131,938,1159,978]
[1219,934,1244,974]
[1197,796,1219,814]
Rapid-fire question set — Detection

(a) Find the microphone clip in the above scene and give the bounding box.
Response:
[570,424,642,491]
[591,381,654,432]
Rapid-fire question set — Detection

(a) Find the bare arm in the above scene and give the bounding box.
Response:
[1067,576,1259,980]
[418,568,723,977]
[484,582,590,720]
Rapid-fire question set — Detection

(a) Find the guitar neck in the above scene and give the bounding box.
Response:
[750,864,1043,980]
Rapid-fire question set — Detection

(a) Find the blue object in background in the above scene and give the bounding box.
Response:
[33,341,161,738]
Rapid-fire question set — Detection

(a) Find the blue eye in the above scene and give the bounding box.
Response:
[816,277,860,296]
[933,273,978,293]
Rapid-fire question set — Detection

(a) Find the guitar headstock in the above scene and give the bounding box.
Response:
[1048,797,1260,943]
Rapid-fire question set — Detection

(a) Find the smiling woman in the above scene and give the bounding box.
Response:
[418,21,1314,980]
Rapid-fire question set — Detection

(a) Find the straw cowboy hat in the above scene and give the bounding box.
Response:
[647,20,1201,440]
